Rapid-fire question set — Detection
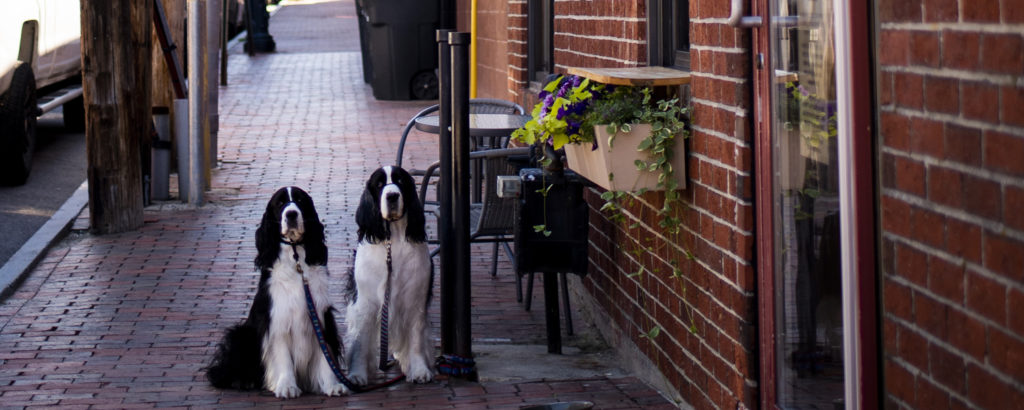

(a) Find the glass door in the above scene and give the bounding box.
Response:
[770,0,844,406]
[751,0,876,407]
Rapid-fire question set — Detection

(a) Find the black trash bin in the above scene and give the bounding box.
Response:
[356,0,439,100]
[515,167,589,353]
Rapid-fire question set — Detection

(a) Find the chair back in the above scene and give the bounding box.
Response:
[473,148,529,237]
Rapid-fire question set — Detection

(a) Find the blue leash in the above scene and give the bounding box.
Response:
[293,243,404,394]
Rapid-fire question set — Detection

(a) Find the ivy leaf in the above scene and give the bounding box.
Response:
[641,326,662,340]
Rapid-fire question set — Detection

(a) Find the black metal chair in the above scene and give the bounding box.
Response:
[419,147,530,282]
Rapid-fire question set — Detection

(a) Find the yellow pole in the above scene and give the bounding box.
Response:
[470,0,478,98]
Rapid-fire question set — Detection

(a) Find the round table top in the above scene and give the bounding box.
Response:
[413,113,530,137]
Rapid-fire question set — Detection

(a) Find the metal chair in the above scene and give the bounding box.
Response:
[419,147,530,282]
[395,98,525,169]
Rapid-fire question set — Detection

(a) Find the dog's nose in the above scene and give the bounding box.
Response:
[386,192,399,203]
[285,210,298,220]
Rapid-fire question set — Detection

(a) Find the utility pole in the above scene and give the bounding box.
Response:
[80,0,153,234]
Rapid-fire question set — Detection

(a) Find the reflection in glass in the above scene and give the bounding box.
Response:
[770,0,845,408]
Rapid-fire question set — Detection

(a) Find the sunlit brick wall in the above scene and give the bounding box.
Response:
[454,0,514,100]
[876,1,1024,408]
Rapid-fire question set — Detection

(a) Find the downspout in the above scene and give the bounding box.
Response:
[470,0,477,98]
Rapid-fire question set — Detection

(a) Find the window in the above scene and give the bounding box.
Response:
[528,0,554,83]
[648,0,690,70]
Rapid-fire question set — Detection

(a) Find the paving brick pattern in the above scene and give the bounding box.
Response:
[0,0,676,408]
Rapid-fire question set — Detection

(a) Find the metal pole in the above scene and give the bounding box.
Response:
[436,29,455,356]
[187,0,204,205]
[221,0,228,86]
[151,107,171,201]
[174,98,189,202]
[448,31,474,378]
[206,0,221,170]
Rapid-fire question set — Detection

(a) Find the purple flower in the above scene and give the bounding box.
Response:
[540,94,555,117]
[566,119,581,136]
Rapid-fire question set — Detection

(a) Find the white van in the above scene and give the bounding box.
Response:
[0,0,82,185]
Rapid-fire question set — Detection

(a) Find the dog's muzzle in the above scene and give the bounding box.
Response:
[280,203,305,242]
[381,185,403,221]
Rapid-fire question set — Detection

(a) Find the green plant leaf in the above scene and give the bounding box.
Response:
[641,326,661,339]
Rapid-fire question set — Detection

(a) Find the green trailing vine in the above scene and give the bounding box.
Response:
[513,75,700,339]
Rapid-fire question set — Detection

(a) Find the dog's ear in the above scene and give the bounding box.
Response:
[299,191,328,266]
[398,168,427,243]
[356,180,388,244]
[254,198,280,270]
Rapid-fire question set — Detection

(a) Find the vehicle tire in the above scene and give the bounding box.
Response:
[63,95,85,132]
[0,62,38,186]
[410,70,438,100]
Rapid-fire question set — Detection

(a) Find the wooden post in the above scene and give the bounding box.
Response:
[152,0,185,108]
[81,0,153,233]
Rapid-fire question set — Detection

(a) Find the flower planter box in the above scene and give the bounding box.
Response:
[563,124,687,192]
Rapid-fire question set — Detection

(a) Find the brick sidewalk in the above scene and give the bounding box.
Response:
[0,1,677,408]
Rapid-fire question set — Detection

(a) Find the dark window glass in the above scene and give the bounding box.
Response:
[528,0,553,83]
[649,0,690,70]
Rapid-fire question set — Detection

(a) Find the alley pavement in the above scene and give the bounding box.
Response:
[0,0,677,408]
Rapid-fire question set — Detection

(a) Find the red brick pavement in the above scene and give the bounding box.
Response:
[0,1,677,408]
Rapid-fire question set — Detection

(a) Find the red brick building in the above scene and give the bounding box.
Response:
[454,0,1024,408]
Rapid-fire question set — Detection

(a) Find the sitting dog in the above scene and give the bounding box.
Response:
[345,165,434,384]
[206,186,348,398]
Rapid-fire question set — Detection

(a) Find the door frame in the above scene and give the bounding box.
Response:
[750,0,879,407]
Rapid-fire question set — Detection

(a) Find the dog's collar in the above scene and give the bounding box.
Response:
[282,237,304,273]
[280,237,303,246]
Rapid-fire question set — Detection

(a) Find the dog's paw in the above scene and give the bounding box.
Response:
[405,363,434,384]
[270,383,301,399]
[322,381,350,396]
[347,370,368,386]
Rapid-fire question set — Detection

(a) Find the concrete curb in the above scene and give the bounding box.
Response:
[0,180,88,300]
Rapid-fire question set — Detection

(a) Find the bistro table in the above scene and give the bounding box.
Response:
[413,113,530,136]
[415,113,530,202]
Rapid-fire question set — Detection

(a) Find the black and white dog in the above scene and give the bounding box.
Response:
[206,186,348,398]
[346,165,434,384]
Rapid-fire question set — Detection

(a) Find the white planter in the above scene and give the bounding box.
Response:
[564,124,687,192]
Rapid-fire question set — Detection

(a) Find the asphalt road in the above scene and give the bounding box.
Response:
[0,110,87,268]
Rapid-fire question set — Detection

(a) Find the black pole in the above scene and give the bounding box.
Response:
[543,272,562,354]
[436,29,455,356]
[449,31,475,379]
[439,0,456,29]
[245,0,275,53]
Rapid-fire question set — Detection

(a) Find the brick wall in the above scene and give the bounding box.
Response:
[876,1,1024,408]
[499,1,759,408]
[455,0,514,100]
